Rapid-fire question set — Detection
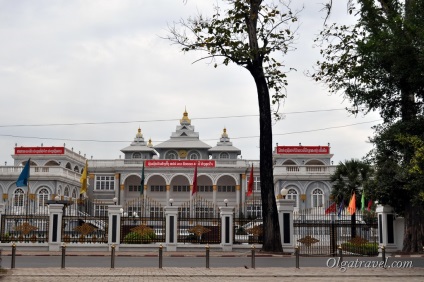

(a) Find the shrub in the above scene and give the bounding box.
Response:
[123,231,156,244]
[341,242,378,256]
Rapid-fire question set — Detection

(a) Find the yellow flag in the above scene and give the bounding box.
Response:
[347,192,356,215]
[80,160,88,194]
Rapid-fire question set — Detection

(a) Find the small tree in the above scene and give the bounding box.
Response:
[330,159,373,238]
[166,0,298,251]
[330,159,374,203]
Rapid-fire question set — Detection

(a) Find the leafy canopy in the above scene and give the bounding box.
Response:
[330,158,374,205]
[311,0,424,122]
[167,0,298,118]
[366,118,424,215]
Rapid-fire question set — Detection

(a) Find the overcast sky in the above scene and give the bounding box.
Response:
[0,0,381,166]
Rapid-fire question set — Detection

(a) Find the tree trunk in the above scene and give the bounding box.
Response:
[244,0,282,252]
[250,67,282,252]
[403,201,424,252]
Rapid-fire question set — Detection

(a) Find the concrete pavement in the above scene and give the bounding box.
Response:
[1,266,424,281]
[1,250,423,281]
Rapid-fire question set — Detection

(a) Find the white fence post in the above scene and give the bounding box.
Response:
[108,205,122,251]
[219,206,233,251]
[277,199,295,253]
[48,204,64,251]
[376,204,400,253]
[165,205,178,251]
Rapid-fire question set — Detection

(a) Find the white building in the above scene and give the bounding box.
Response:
[0,109,336,216]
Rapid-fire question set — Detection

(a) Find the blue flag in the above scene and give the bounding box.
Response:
[16,159,30,187]
[337,200,344,218]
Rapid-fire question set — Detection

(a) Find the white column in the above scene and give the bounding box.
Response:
[212,185,217,207]
[115,173,120,203]
[48,204,64,251]
[108,205,122,251]
[376,205,398,253]
[165,205,178,251]
[277,199,295,253]
[0,203,4,243]
[219,206,234,251]
[119,184,125,206]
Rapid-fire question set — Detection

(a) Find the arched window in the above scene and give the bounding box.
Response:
[189,152,200,159]
[286,188,298,207]
[57,188,62,196]
[38,188,49,206]
[312,188,324,208]
[71,189,77,199]
[133,152,141,159]
[166,152,177,159]
[64,187,70,197]
[14,188,25,207]
[219,152,229,159]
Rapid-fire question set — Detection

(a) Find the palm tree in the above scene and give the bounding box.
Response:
[330,159,374,238]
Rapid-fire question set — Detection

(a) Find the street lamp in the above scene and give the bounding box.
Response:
[132,211,138,224]
[280,187,289,199]
[113,197,118,205]
[169,198,174,206]
[224,199,228,207]
[119,208,124,215]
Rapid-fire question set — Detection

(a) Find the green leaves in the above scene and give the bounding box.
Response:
[166,0,298,110]
[312,0,424,123]
[330,159,374,205]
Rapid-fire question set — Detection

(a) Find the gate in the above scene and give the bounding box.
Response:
[294,207,378,256]
[62,198,108,244]
[178,196,221,244]
[234,197,263,244]
[120,197,165,244]
[1,199,49,243]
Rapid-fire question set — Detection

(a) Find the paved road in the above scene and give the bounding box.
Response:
[2,255,424,268]
[1,266,424,281]
[1,251,423,281]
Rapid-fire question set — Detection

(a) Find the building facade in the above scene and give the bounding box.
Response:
[0,110,336,217]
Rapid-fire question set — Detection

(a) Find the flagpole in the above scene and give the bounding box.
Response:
[26,180,30,218]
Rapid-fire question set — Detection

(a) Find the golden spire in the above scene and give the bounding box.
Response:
[136,127,143,138]
[180,108,191,125]
[147,138,153,147]
[222,127,228,138]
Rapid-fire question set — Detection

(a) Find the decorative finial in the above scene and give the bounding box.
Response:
[180,108,191,125]
[136,127,143,138]
[222,127,228,138]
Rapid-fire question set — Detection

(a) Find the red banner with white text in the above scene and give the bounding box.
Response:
[276,146,330,154]
[145,160,215,168]
[15,147,65,155]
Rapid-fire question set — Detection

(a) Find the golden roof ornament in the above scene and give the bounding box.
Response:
[180,108,191,125]
[136,127,143,138]
[222,127,228,138]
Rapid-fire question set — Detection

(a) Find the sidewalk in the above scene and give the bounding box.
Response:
[1,266,424,281]
[1,250,423,281]
[1,249,423,257]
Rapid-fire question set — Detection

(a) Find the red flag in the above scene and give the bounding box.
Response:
[325,202,337,214]
[347,192,356,215]
[247,164,253,197]
[191,163,198,196]
[367,199,373,211]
